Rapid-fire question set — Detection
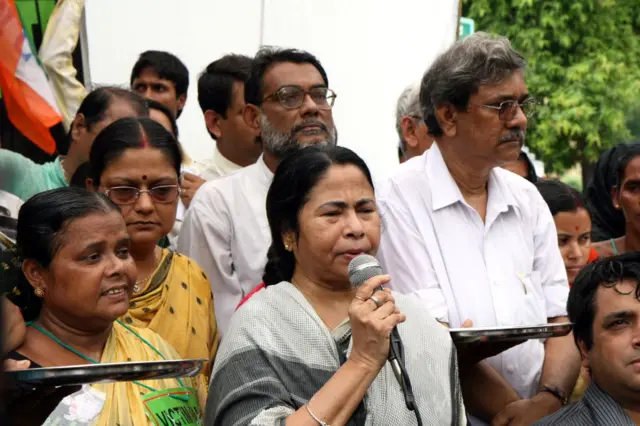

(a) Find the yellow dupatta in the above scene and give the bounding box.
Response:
[122,249,218,377]
[94,322,198,426]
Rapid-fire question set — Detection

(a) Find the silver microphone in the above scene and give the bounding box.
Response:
[347,254,403,386]
[347,254,383,288]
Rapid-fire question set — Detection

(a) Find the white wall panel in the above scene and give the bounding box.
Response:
[85,0,262,160]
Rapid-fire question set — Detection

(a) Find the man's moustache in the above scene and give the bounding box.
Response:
[292,121,329,134]
[500,130,525,144]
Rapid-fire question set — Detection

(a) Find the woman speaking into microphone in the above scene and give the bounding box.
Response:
[206,145,466,425]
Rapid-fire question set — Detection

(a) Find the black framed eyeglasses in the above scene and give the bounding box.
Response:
[473,98,537,121]
[104,185,181,205]
[262,85,337,110]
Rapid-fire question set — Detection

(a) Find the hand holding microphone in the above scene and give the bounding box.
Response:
[347,254,409,385]
[348,274,406,372]
[347,254,421,418]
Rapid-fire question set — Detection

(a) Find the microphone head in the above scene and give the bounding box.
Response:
[348,254,383,288]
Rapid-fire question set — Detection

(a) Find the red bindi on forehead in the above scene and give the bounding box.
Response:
[142,175,147,181]
[575,226,580,231]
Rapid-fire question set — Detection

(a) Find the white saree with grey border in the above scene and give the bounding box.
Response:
[206,281,466,426]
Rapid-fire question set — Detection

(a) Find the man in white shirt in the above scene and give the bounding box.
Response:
[179,55,262,208]
[192,54,262,181]
[396,83,432,163]
[178,47,337,335]
[377,32,580,425]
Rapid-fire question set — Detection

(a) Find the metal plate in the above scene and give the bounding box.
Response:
[5,358,207,387]
[449,322,573,343]
[0,216,17,246]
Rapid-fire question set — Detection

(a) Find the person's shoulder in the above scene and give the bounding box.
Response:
[194,163,260,201]
[230,283,293,328]
[120,323,182,359]
[532,400,592,426]
[390,154,427,183]
[493,167,544,206]
[493,166,537,192]
[171,251,213,284]
[591,239,614,258]
[0,149,36,166]
[376,154,427,200]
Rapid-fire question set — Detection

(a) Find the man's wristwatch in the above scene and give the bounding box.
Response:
[538,384,569,406]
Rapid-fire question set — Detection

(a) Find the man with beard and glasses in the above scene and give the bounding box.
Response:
[376,33,580,425]
[178,47,337,336]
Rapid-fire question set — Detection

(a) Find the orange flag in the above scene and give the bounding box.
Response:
[0,0,62,153]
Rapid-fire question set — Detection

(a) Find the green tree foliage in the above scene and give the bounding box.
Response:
[464,0,640,176]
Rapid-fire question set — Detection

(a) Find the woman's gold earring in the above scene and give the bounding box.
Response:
[34,288,44,297]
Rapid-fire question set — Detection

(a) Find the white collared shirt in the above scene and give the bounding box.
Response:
[192,144,244,181]
[376,143,569,421]
[177,156,273,336]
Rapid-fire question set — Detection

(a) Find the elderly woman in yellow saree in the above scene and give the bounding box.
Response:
[87,117,218,375]
[6,187,204,425]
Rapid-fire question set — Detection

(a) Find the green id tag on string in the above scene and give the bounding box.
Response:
[142,387,202,426]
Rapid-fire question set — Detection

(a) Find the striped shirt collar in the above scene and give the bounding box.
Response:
[536,383,636,425]
[584,383,636,425]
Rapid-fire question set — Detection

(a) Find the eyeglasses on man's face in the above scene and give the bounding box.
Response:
[472,98,538,121]
[103,185,180,205]
[262,85,337,110]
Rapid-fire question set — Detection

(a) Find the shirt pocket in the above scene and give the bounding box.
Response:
[518,271,547,325]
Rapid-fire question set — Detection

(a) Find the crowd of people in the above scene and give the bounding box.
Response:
[2,27,640,426]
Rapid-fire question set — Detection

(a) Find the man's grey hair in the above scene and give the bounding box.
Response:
[395,84,422,148]
[420,32,527,137]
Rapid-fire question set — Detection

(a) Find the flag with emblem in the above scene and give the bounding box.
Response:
[0,0,62,154]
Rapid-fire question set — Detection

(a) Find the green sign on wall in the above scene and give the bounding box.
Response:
[459,17,475,39]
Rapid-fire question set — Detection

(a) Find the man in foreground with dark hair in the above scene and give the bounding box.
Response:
[178,46,337,336]
[130,50,189,118]
[536,252,640,425]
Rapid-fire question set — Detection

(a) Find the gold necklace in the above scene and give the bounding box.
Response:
[133,250,160,293]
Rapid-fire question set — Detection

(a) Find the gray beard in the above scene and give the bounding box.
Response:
[260,113,337,158]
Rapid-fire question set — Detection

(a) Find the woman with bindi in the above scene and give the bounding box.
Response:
[535,180,597,286]
[87,117,218,377]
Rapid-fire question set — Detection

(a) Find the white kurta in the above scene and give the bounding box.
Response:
[177,156,273,336]
[376,143,569,425]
